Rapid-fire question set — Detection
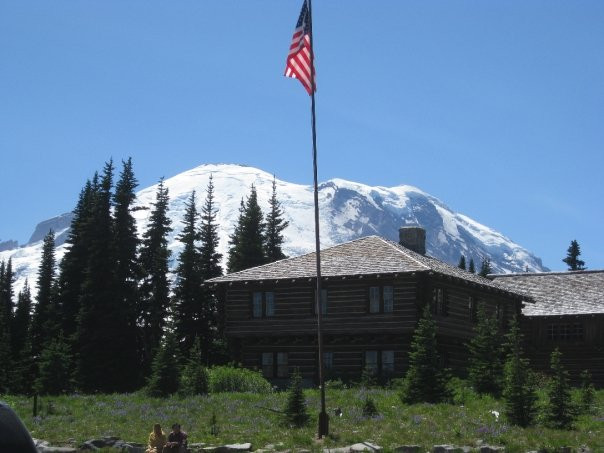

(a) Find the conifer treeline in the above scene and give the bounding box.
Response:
[0,160,288,394]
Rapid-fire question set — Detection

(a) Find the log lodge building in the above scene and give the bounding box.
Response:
[208,227,533,386]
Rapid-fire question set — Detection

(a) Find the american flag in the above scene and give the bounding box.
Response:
[284,0,315,95]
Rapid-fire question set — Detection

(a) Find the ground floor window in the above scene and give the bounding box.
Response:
[365,350,395,376]
[261,352,289,378]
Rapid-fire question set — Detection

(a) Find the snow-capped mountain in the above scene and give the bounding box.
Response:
[0,163,548,296]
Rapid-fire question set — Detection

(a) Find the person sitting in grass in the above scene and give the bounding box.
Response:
[145,423,166,453]
[163,423,187,453]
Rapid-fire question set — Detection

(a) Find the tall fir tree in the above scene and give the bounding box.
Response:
[0,262,11,392]
[0,258,14,327]
[10,282,35,395]
[478,257,492,277]
[179,337,209,396]
[227,185,266,273]
[31,230,58,358]
[199,175,223,281]
[544,348,575,429]
[139,178,173,373]
[111,157,143,388]
[35,333,74,395]
[145,332,181,397]
[399,305,450,404]
[458,255,466,270]
[502,316,537,427]
[226,199,245,273]
[56,179,96,341]
[264,177,289,263]
[172,191,205,354]
[198,176,224,364]
[562,239,586,270]
[75,160,123,392]
[466,304,503,395]
[468,258,476,274]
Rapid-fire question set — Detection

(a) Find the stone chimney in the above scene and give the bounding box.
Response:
[399,226,426,255]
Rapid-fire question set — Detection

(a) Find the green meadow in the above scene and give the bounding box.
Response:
[2,384,603,452]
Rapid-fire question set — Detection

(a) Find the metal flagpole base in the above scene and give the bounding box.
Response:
[318,411,329,438]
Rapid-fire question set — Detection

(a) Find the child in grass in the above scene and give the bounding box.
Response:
[145,423,166,453]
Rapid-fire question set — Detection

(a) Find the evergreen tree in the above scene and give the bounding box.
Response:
[199,175,223,281]
[179,338,209,396]
[362,395,379,418]
[226,199,245,273]
[111,157,143,388]
[544,348,575,429]
[11,281,32,360]
[284,368,309,427]
[146,333,181,397]
[0,258,15,320]
[55,180,96,341]
[139,178,173,373]
[502,316,537,427]
[76,160,123,392]
[227,186,266,273]
[0,279,11,393]
[264,177,289,263]
[198,176,224,364]
[478,257,492,277]
[579,370,595,414]
[172,191,205,354]
[399,306,450,404]
[562,240,586,270]
[458,255,466,270]
[468,258,476,274]
[11,334,35,395]
[466,304,503,395]
[35,333,74,395]
[31,231,58,357]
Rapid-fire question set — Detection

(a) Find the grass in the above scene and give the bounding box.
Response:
[1,385,603,452]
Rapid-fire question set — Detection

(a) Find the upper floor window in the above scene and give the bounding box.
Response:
[432,287,448,316]
[314,288,328,315]
[547,323,583,342]
[252,291,275,318]
[369,285,394,313]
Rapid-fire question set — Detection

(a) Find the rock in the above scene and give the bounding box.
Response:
[479,447,505,453]
[394,446,421,453]
[81,438,107,450]
[323,448,351,453]
[113,440,145,453]
[350,443,382,452]
[432,447,463,453]
[578,446,592,453]
[212,444,253,453]
[38,448,78,453]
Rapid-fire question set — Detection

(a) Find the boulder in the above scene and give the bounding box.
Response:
[323,448,351,453]
[38,448,78,453]
[350,442,382,452]
[432,446,464,453]
[212,443,253,453]
[479,447,505,453]
[393,446,421,453]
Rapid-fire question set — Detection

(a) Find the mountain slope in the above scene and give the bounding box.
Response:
[0,163,547,295]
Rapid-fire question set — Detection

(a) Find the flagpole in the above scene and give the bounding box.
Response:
[307,0,329,439]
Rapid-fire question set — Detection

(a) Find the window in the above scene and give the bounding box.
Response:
[547,323,583,342]
[322,352,333,371]
[365,350,378,375]
[468,296,477,322]
[368,285,394,313]
[432,287,448,316]
[315,288,328,315]
[381,350,394,373]
[262,352,274,378]
[365,350,394,376]
[277,352,288,378]
[252,291,275,318]
[261,352,289,378]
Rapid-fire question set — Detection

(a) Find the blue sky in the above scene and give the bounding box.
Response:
[1,1,602,270]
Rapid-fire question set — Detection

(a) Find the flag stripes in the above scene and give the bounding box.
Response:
[284,0,315,95]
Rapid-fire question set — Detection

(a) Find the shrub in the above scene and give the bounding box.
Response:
[502,317,537,427]
[284,368,309,427]
[208,366,272,393]
[399,306,450,404]
[362,396,379,418]
[179,338,209,396]
[145,333,181,397]
[579,369,595,414]
[543,349,575,429]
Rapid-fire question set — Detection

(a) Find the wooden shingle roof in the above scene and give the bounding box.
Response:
[208,235,530,299]
[491,270,604,316]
